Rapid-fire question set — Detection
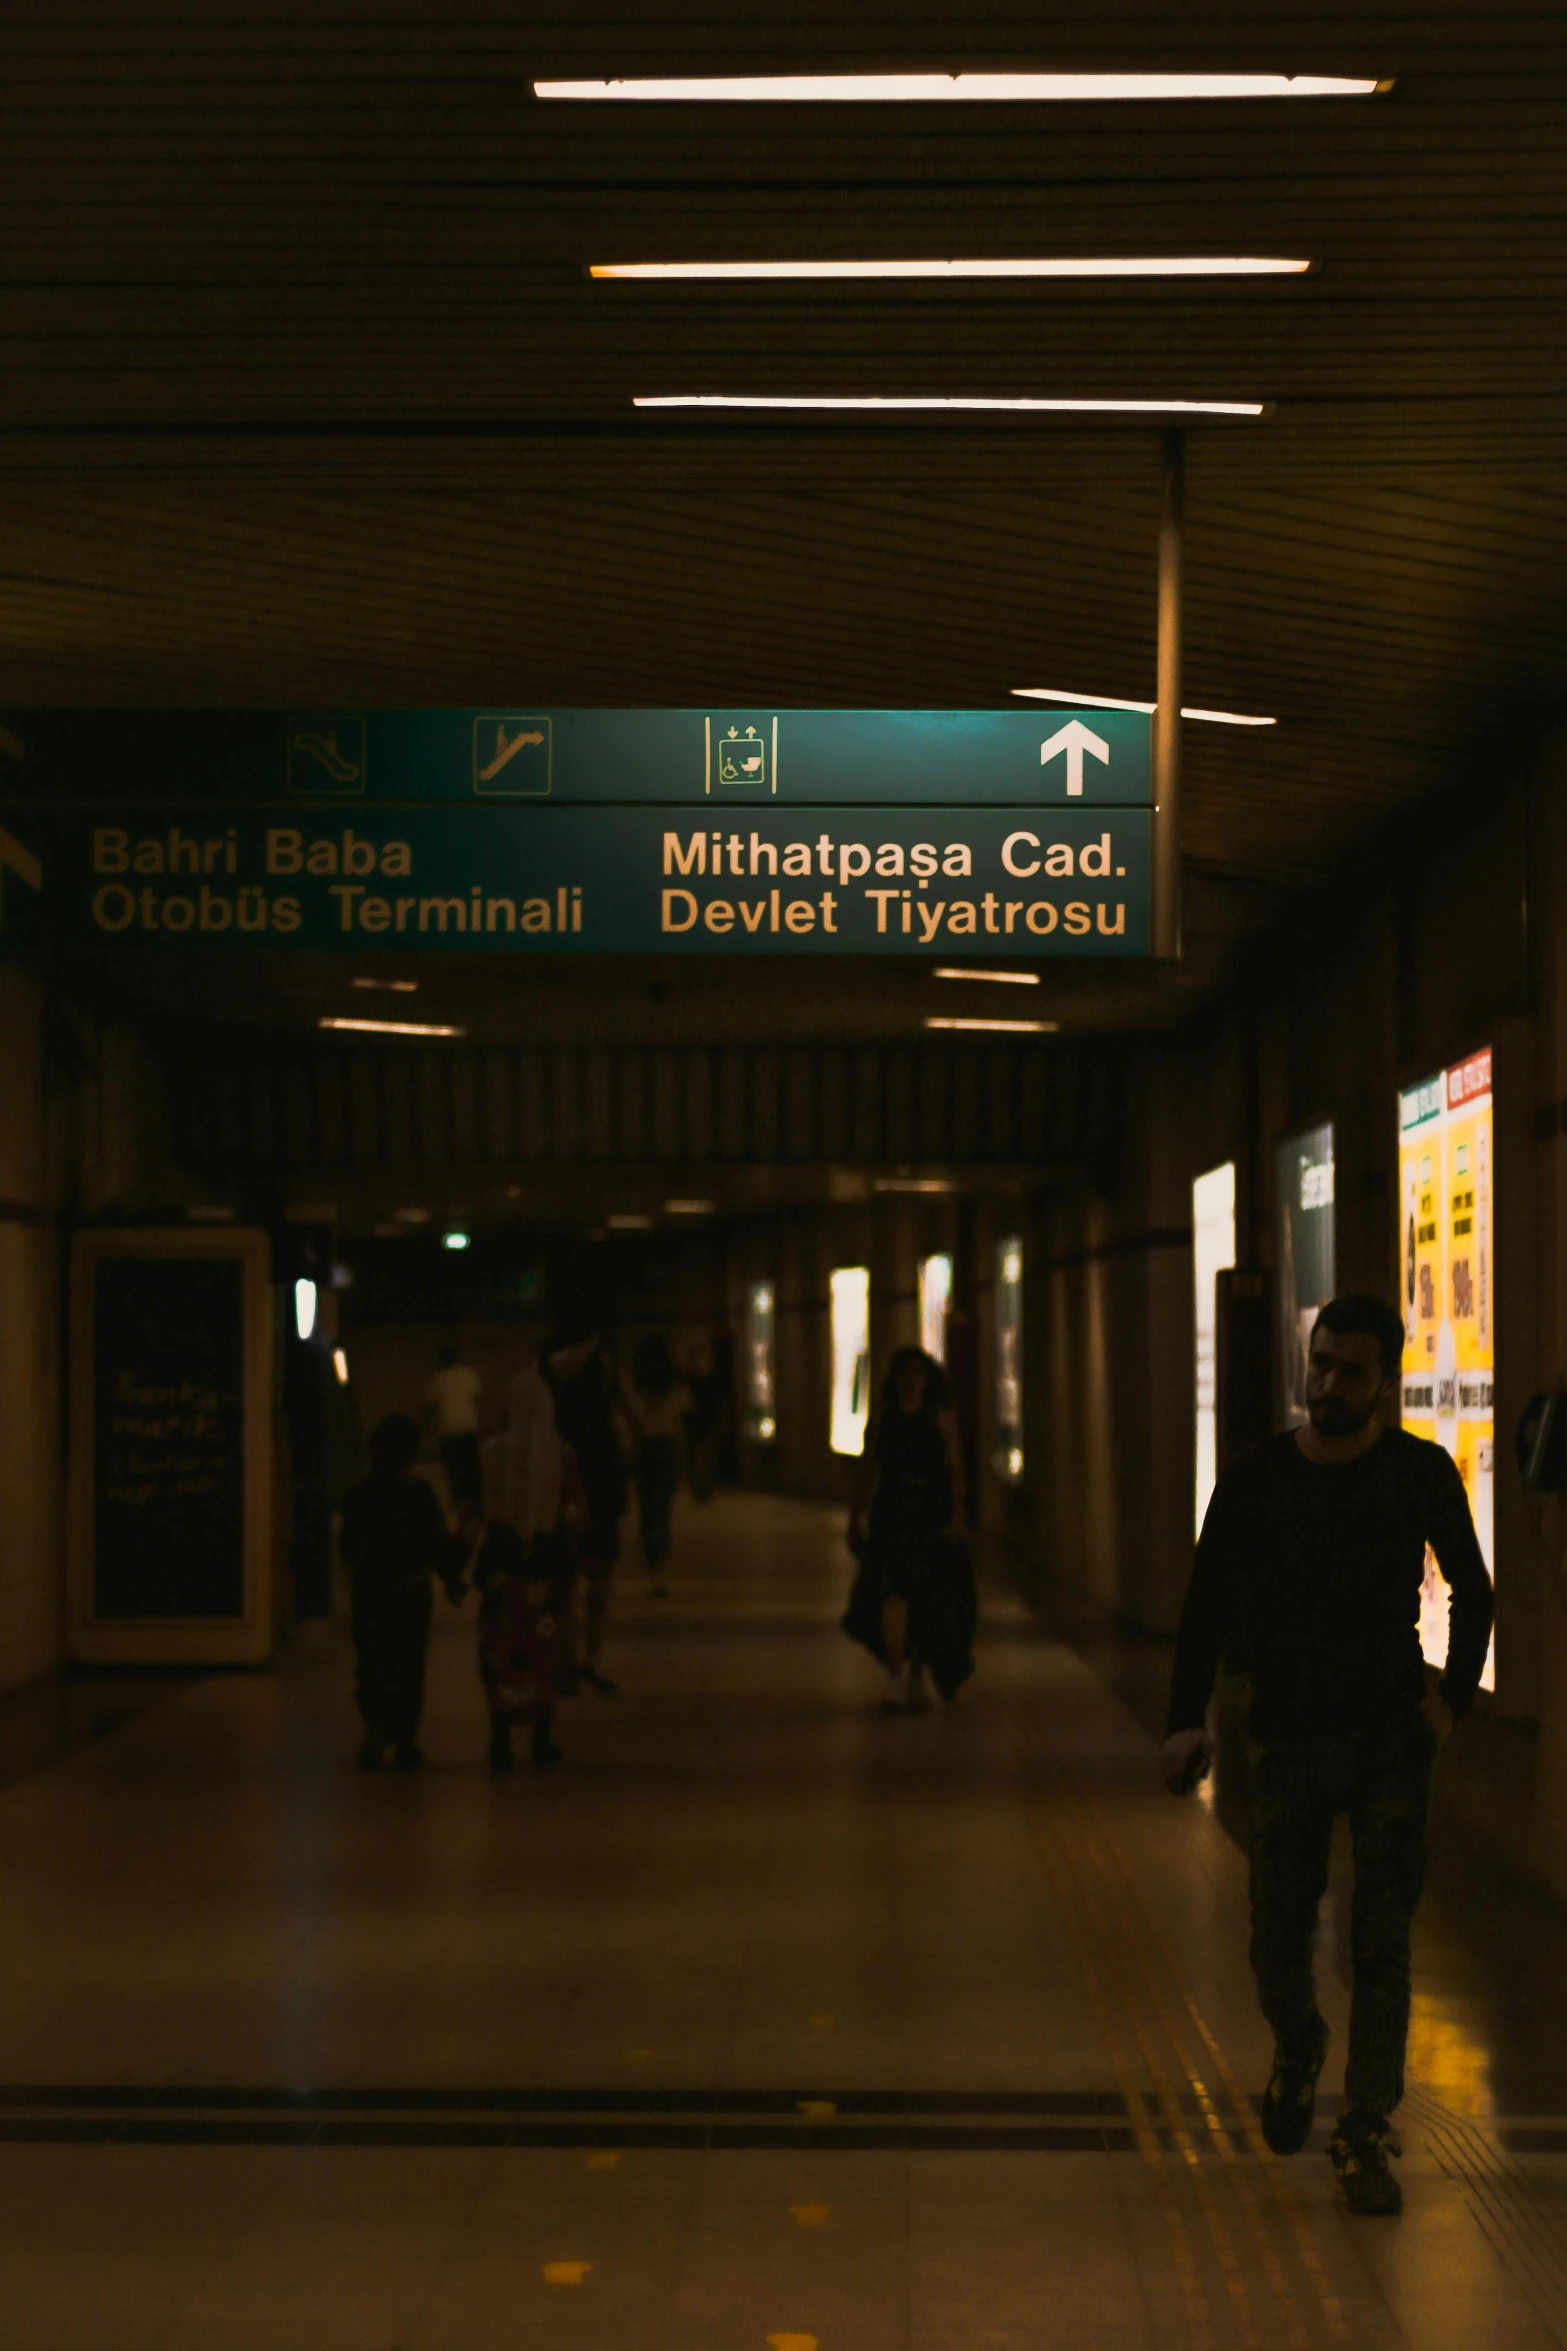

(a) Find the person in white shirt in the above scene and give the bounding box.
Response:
[425,1345,484,1516]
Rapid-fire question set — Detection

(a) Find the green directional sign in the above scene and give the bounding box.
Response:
[0,704,1151,808]
[6,804,1150,956]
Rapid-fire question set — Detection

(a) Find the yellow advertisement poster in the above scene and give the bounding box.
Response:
[1398,1049,1495,1690]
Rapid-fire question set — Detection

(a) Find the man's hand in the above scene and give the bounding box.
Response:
[1161,1727,1214,1796]
[1418,1689,1455,1744]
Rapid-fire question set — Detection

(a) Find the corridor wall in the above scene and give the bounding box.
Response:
[1023,734,1567,1896]
[0,967,58,1691]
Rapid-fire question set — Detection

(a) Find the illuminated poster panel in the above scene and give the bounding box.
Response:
[1275,1122,1336,1427]
[745,1279,776,1441]
[994,1236,1024,1480]
[829,1267,871,1457]
[918,1252,953,1364]
[1399,1050,1496,1690]
[1193,1163,1237,1534]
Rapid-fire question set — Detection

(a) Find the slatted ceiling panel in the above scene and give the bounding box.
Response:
[2,10,1567,1018]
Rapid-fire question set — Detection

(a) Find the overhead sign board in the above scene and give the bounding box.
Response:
[4,805,1149,956]
[0,705,1151,807]
[0,705,1153,955]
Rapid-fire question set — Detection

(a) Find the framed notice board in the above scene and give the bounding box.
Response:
[68,1228,274,1663]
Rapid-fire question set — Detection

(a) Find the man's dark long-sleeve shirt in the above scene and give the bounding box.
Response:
[1167,1428,1494,1743]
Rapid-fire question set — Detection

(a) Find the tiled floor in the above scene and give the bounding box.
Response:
[1,1490,1564,2347]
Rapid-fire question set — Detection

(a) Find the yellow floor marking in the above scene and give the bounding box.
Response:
[1062,1752,1351,2342]
[766,2336,819,2351]
[807,2012,836,2029]
[542,2261,592,2285]
[584,2150,623,2172]
[1041,1759,1274,2351]
[1017,1770,1216,2350]
[790,2203,831,2226]
[796,2099,836,2118]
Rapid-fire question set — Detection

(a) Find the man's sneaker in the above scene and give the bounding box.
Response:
[1330,2115,1404,2215]
[1260,2015,1330,2154]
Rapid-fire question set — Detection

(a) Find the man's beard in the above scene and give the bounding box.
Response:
[1308,1393,1375,1437]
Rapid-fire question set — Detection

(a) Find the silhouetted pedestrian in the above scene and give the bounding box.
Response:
[1163,1294,1493,2215]
[626,1332,689,1596]
[340,1413,463,1772]
[547,1318,630,1691]
[844,1347,975,1711]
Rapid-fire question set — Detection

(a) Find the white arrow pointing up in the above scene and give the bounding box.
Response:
[1039,719,1111,796]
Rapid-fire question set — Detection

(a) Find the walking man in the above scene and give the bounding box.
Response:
[1162,1294,1492,2214]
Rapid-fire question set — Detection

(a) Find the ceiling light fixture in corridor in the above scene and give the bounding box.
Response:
[1013,688,1276,727]
[594,257,1311,281]
[636,395,1269,418]
[318,1016,466,1038]
[932,967,1041,986]
[925,1016,1059,1034]
[538,74,1389,103]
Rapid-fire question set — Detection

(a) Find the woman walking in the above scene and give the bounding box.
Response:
[471,1347,578,1773]
[625,1332,689,1596]
[844,1346,976,1711]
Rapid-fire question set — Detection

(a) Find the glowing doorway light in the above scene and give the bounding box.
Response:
[635,394,1269,418]
[442,1229,471,1251]
[918,1253,953,1365]
[746,1279,777,1442]
[1192,1163,1237,1536]
[293,1279,317,1341]
[994,1238,1024,1480]
[537,74,1389,103]
[592,256,1311,281]
[1012,687,1276,726]
[830,1267,872,1456]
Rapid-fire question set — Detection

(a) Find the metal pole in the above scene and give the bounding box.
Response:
[1152,429,1185,959]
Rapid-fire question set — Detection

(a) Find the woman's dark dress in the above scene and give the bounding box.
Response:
[341,1471,458,1747]
[842,1406,977,1698]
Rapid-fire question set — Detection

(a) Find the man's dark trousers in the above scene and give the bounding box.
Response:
[1248,1716,1436,2120]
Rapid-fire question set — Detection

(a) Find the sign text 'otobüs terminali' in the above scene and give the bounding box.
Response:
[0,707,1153,957]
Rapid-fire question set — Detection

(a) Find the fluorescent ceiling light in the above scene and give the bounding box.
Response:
[537,74,1387,103]
[350,976,418,992]
[594,256,1310,281]
[636,394,1267,418]
[442,1229,471,1251]
[926,1016,1059,1034]
[1013,686,1276,726]
[665,1198,717,1214]
[607,1213,656,1230]
[932,966,1040,986]
[294,1279,317,1342]
[318,1016,466,1037]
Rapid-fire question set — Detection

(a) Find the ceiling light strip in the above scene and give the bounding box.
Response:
[318,1016,465,1038]
[1012,688,1276,727]
[593,257,1310,280]
[635,395,1268,418]
[925,1016,1059,1034]
[932,967,1041,985]
[538,74,1387,103]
